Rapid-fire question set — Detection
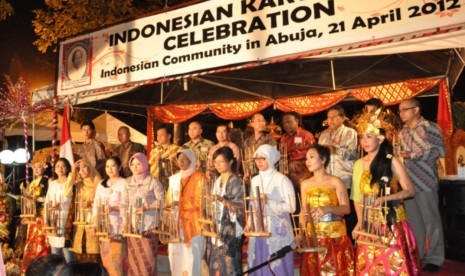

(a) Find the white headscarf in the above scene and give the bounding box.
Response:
[177,149,197,178]
[254,144,281,176]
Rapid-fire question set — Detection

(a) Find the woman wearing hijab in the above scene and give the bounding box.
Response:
[121,152,165,275]
[167,149,205,276]
[67,159,102,262]
[246,144,296,276]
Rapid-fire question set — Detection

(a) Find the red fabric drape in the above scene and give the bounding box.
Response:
[147,78,452,129]
[350,78,441,105]
[275,91,349,115]
[149,104,208,124]
[437,79,453,138]
[209,100,273,120]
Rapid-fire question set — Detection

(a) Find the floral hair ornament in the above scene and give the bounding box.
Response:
[380,176,390,183]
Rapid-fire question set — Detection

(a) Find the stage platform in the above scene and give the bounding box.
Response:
[157,244,465,275]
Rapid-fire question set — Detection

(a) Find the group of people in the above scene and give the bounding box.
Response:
[17,97,445,276]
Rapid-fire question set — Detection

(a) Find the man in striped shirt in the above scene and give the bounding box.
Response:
[399,98,445,273]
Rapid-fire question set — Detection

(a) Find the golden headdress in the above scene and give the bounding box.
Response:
[29,148,52,167]
[354,108,395,136]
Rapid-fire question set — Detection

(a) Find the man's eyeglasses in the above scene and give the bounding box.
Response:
[253,157,266,162]
[398,106,417,114]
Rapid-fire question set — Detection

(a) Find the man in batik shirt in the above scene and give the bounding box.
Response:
[182,121,214,173]
[243,113,277,149]
[149,126,181,188]
[242,113,277,181]
[78,121,107,176]
[113,126,145,177]
[399,98,445,273]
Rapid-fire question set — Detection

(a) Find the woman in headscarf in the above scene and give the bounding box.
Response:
[202,146,245,276]
[246,144,296,276]
[67,159,102,262]
[121,152,165,276]
[167,149,205,276]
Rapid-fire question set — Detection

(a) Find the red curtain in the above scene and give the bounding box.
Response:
[209,100,273,120]
[275,91,349,115]
[437,79,453,138]
[350,78,441,105]
[147,78,452,134]
[149,104,208,124]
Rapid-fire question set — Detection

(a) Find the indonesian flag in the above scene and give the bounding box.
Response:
[59,100,74,166]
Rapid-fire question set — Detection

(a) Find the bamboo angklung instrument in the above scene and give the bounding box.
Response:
[291,195,326,253]
[20,188,36,224]
[123,197,144,238]
[44,194,64,236]
[245,185,270,237]
[354,183,389,248]
[278,143,289,175]
[155,189,180,244]
[96,197,111,242]
[199,176,219,238]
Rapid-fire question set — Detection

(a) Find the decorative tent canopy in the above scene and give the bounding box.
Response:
[73,49,459,112]
[92,112,147,146]
[5,111,85,142]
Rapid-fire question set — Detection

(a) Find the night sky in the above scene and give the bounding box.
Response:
[0,0,55,90]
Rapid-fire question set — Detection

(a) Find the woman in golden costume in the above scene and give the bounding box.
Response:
[351,112,420,275]
[299,144,354,275]
[20,161,51,272]
[25,162,51,215]
[67,159,102,262]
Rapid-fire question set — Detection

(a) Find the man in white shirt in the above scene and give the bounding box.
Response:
[318,105,358,238]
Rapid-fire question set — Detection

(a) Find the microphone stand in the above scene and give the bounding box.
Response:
[242,245,293,275]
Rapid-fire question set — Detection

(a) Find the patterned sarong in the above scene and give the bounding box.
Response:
[100,239,128,276]
[127,232,159,276]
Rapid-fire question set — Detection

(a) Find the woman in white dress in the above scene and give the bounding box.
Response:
[44,158,75,263]
[245,144,296,276]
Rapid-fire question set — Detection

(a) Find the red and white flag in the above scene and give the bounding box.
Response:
[59,100,74,166]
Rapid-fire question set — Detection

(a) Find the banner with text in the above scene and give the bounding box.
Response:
[57,0,465,96]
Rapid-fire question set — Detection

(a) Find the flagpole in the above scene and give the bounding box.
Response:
[52,96,58,167]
